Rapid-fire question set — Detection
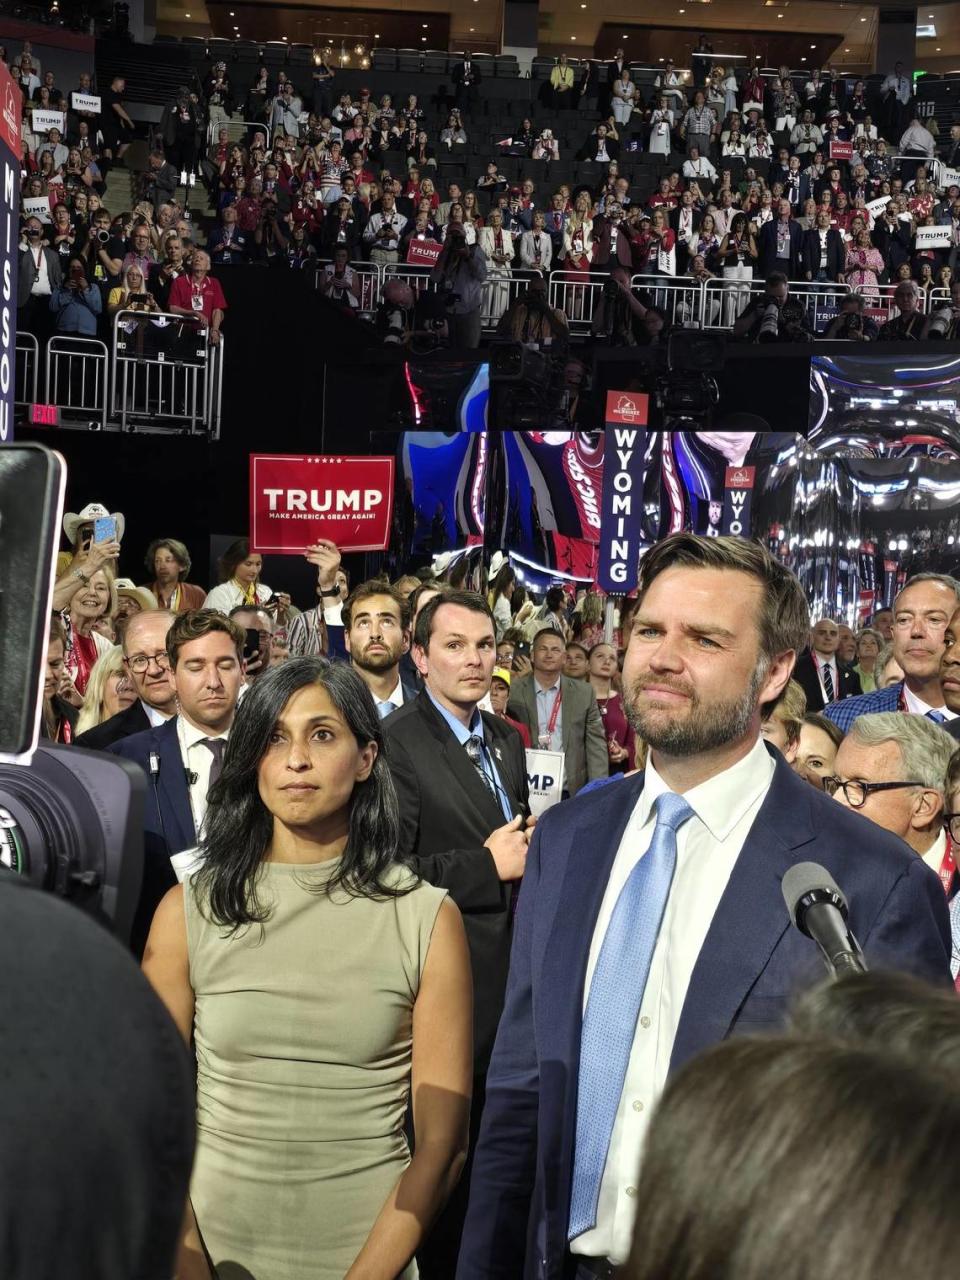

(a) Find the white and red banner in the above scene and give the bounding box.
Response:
[250,454,395,554]
[405,238,441,267]
[605,391,649,426]
[828,139,853,162]
[0,62,21,443]
[596,396,650,593]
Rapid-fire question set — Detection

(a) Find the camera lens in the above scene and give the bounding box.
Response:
[0,746,145,944]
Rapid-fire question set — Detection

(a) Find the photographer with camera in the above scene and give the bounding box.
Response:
[363,189,407,266]
[49,256,103,336]
[430,224,488,348]
[733,271,813,343]
[17,215,63,344]
[924,279,960,338]
[823,291,880,341]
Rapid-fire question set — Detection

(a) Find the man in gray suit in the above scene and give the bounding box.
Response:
[508,627,608,795]
[18,216,63,344]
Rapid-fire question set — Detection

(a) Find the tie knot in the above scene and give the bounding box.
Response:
[464,734,483,761]
[653,791,694,833]
[201,737,225,759]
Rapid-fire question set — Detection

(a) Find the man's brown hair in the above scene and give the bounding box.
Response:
[636,533,810,664]
[342,580,411,632]
[166,608,246,668]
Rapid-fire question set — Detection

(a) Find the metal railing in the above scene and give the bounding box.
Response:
[110,309,217,434]
[14,333,38,408]
[46,337,109,431]
[548,271,609,335]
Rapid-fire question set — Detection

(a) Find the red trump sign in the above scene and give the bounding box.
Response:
[405,237,442,266]
[250,454,395,554]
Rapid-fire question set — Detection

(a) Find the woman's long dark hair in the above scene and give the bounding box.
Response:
[194,657,411,931]
[217,537,253,584]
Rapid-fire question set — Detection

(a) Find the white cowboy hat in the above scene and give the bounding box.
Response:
[62,502,125,546]
[432,551,454,575]
[489,550,507,578]
[114,580,157,612]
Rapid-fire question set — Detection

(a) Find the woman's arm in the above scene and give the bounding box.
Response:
[344,898,472,1280]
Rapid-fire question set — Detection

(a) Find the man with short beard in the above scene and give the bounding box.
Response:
[342,581,418,716]
[458,533,951,1280]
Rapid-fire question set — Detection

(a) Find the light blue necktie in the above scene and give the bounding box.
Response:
[568,790,694,1241]
[927,710,947,724]
[376,700,394,720]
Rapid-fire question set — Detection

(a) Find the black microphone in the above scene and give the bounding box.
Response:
[781,861,868,979]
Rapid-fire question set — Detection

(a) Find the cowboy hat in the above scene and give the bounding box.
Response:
[113,580,157,613]
[489,550,507,578]
[62,502,125,546]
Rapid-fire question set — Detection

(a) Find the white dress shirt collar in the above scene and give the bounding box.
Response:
[638,733,775,843]
[903,684,957,720]
[141,699,172,727]
[922,827,948,876]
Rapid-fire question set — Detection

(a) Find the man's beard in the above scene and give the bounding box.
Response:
[625,659,768,757]
[352,644,400,674]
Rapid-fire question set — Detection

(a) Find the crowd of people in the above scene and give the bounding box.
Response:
[12,31,960,354]
[26,487,960,1279]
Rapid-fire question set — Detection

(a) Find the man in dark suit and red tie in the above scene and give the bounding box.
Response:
[456,534,950,1280]
[793,617,862,712]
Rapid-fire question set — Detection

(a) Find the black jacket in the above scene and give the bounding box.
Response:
[75,699,152,752]
[801,225,846,280]
[794,650,863,713]
[383,690,529,1072]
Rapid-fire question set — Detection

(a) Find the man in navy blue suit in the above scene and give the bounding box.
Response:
[824,572,960,734]
[457,534,951,1280]
[111,609,245,955]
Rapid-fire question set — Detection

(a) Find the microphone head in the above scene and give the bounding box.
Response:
[782,861,848,931]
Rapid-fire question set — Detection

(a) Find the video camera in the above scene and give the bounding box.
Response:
[0,446,145,944]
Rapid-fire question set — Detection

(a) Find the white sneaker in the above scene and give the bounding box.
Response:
[180,170,188,186]
[188,173,196,187]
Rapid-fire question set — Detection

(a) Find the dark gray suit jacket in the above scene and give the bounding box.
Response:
[507,673,608,795]
[18,244,63,308]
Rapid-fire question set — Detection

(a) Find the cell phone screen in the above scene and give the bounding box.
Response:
[93,516,117,544]
[243,628,261,662]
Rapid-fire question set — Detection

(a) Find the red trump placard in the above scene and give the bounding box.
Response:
[250,454,395,554]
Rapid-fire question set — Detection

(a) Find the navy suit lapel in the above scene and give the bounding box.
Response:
[670,753,816,1072]
[156,719,197,852]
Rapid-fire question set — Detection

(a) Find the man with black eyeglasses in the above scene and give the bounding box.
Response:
[827,712,956,891]
[75,609,177,749]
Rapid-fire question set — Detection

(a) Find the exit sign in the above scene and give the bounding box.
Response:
[29,404,61,427]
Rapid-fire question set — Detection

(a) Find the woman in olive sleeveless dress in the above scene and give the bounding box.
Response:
[143,657,472,1280]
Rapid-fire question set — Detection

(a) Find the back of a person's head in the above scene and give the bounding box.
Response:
[789,971,960,1075]
[625,1035,960,1280]
[0,876,194,1278]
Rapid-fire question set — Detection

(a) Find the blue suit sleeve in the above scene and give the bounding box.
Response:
[457,820,543,1279]
[863,856,952,985]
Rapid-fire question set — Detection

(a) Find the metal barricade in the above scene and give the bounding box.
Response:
[110,310,213,434]
[702,277,766,330]
[630,274,707,328]
[14,332,39,408]
[548,271,609,335]
[382,263,436,299]
[315,259,382,319]
[481,268,541,332]
[45,337,108,431]
[206,337,226,441]
[702,278,852,333]
[868,282,931,323]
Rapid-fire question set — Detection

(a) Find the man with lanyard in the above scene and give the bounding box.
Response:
[168,250,226,346]
[793,617,862,712]
[18,215,63,344]
[508,628,607,797]
[825,573,960,732]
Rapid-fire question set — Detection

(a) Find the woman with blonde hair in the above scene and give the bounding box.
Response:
[562,190,594,320]
[107,263,160,316]
[63,567,117,697]
[75,645,137,736]
[478,207,515,322]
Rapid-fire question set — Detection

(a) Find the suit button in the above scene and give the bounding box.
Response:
[640,1015,651,1029]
